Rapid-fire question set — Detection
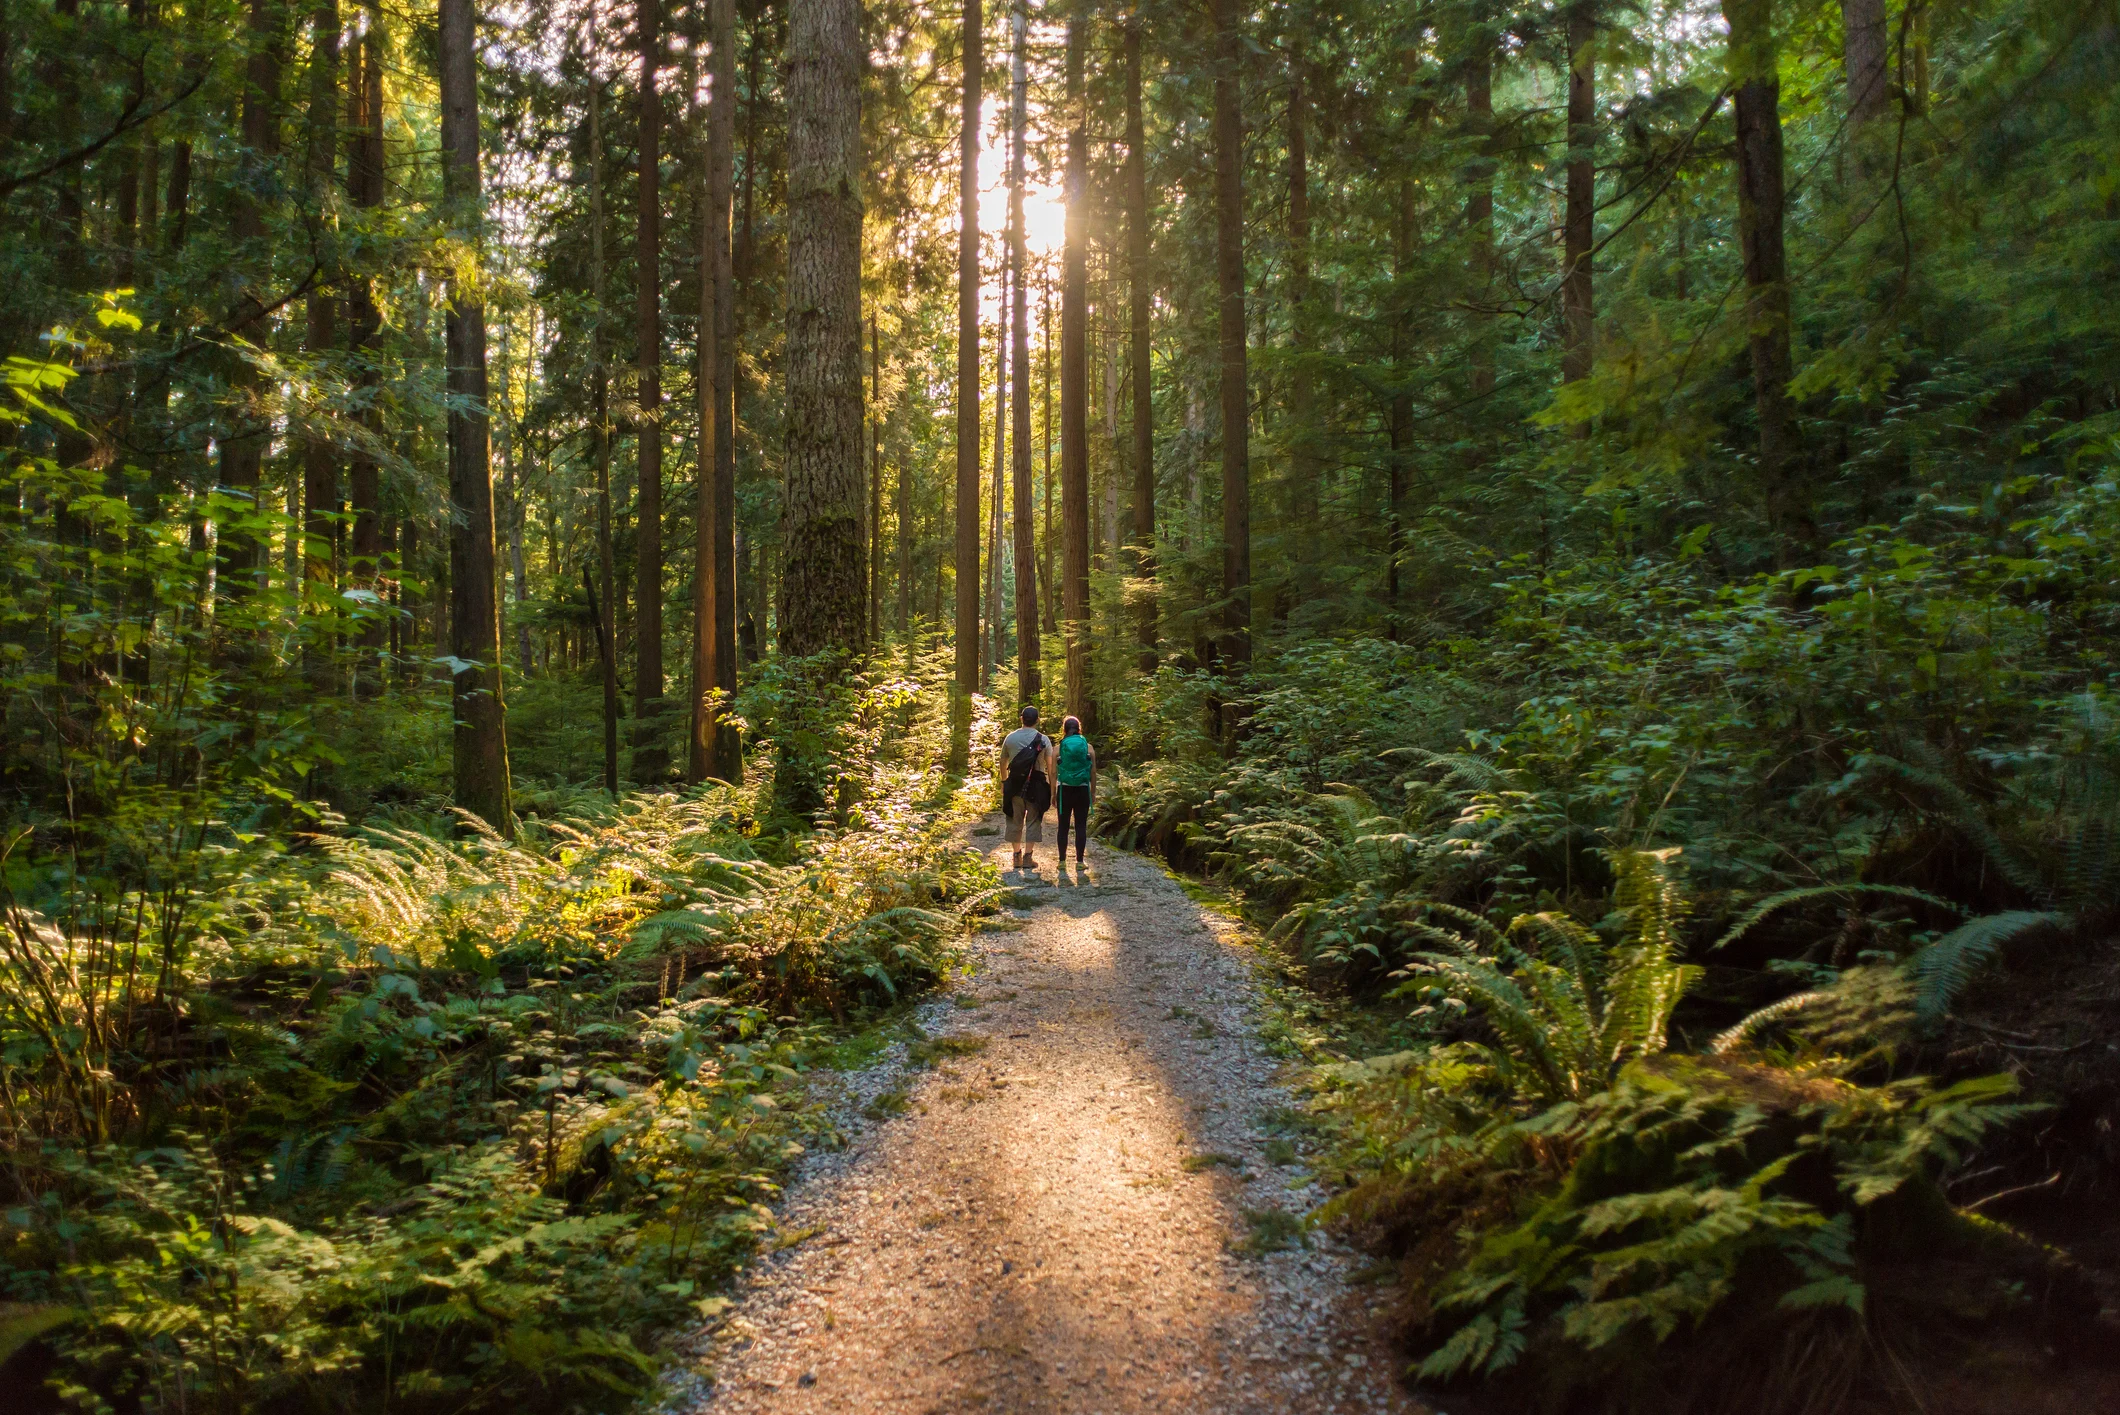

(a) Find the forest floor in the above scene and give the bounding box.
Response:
[672,819,1422,1415]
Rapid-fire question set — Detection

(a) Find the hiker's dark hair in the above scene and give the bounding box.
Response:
[1062,716,1081,737]
[1020,705,1039,724]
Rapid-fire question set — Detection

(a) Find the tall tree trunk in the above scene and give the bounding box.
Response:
[1465,32,1495,402]
[1841,0,1888,182]
[691,0,739,783]
[1723,0,1806,556]
[219,0,282,612]
[347,0,385,688]
[1061,14,1090,724]
[1009,0,1039,704]
[1283,61,1316,616]
[1388,178,1412,629]
[588,29,619,795]
[301,0,339,688]
[870,313,883,647]
[439,0,512,834]
[896,402,912,633]
[1211,0,1249,685]
[779,0,865,660]
[986,260,1006,688]
[954,0,982,726]
[1041,273,1054,637]
[1125,21,1155,672]
[1562,4,1595,391]
[632,0,668,776]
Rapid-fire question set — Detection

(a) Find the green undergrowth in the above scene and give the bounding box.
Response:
[1096,568,2120,1410]
[0,678,1002,1413]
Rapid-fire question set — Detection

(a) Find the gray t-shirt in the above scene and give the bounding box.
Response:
[1001,727,1050,774]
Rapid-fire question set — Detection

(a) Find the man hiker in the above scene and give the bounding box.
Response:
[1000,706,1055,873]
[1054,714,1097,872]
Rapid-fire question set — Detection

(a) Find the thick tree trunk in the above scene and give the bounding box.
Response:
[1724,0,1806,556]
[1562,4,1595,389]
[1061,16,1090,725]
[1041,275,1054,637]
[1211,0,1249,679]
[633,0,668,776]
[1125,22,1155,672]
[954,0,982,707]
[1010,1,1039,704]
[439,0,512,834]
[779,0,865,660]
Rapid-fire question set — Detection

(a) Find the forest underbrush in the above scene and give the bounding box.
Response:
[1095,503,2120,1414]
[0,644,999,1412]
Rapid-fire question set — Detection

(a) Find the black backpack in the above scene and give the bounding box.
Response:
[1005,733,1049,807]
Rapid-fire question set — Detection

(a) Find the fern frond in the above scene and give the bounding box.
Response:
[1709,992,1832,1054]
[1908,910,2063,1022]
[1710,884,1964,952]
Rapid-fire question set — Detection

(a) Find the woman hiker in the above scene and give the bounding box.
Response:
[1000,706,1055,873]
[1054,715,1097,872]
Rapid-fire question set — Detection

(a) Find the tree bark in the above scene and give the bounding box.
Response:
[779,0,865,660]
[1211,0,1249,680]
[1061,14,1090,724]
[987,259,1006,689]
[1010,0,1039,704]
[347,1,385,685]
[954,0,982,706]
[301,0,339,687]
[587,21,620,795]
[218,0,282,609]
[632,0,668,777]
[690,0,739,783]
[440,0,512,834]
[1125,20,1155,672]
[870,312,883,647]
[1465,33,1495,402]
[1724,0,1806,556]
[1841,0,1889,181]
[1561,4,1594,389]
[1041,273,1054,637]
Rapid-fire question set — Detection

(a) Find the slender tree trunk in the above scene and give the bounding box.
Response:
[896,407,912,633]
[1388,178,1412,630]
[1562,5,1595,392]
[690,0,739,783]
[439,0,512,834]
[1061,14,1090,724]
[1125,22,1155,672]
[1283,61,1314,612]
[1841,0,1888,182]
[870,313,883,647]
[302,0,339,687]
[219,0,282,612]
[954,0,983,723]
[633,0,668,776]
[1041,274,1054,637]
[1009,1,1039,704]
[1724,0,1807,556]
[587,31,620,795]
[986,260,1006,688]
[779,0,865,661]
[347,2,385,687]
[1465,33,1495,402]
[1211,0,1249,684]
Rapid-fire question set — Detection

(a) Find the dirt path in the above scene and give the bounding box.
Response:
[683,822,1424,1415]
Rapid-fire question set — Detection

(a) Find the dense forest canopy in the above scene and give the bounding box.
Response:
[4,0,2120,1405]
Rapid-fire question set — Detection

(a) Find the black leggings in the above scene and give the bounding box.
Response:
[1056,784,1092,861]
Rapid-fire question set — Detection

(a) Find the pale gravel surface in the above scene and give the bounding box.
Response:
[676,820,1426,1415]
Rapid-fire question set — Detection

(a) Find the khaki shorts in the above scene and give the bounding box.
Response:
[1006,794,1045,844]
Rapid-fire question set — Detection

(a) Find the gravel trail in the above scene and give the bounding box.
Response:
[686,821,1423,1414]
